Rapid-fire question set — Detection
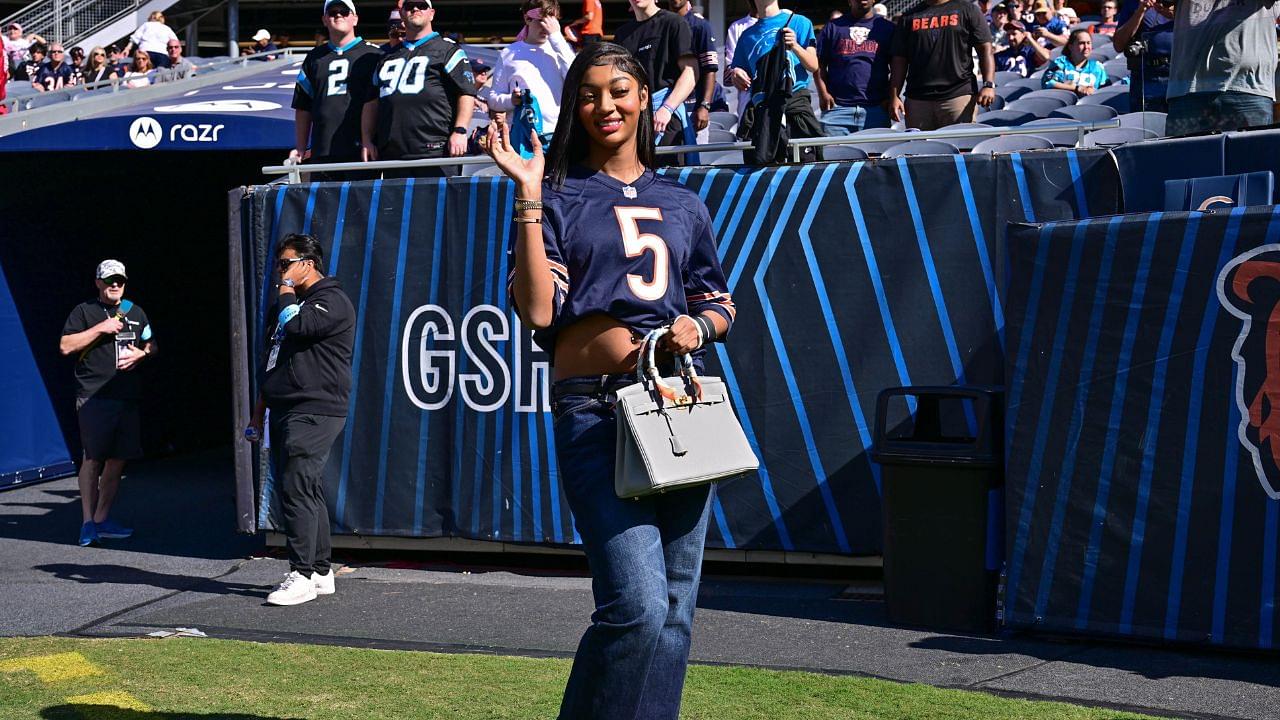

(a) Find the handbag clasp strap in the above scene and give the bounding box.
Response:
[638,327,704,404]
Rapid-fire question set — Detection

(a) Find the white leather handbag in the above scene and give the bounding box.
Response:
[614,327,760,499]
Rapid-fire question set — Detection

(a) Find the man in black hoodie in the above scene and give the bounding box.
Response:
[247,233,355,606]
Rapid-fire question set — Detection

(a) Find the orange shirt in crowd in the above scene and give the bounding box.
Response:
[582,0,603,35]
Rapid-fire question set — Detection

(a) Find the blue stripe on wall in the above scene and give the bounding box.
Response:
[1212,392,1241,643]
[954,155,1005,352]
[1032,216,1121,618]
[1075,213,1163,629]
[754,164,851,553]
[301,182,319,235]
[374,179,415,532]
[1066,150,1091,218]
[1261,500,1278,648]
[1010,153,1036,223]
[1118,214,1201,634]
[413,182,448,534]
[335,179,383,529]
[452,182,481,530]
[328,183,351,276]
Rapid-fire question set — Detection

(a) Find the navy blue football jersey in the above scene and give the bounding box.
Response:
[292,37,382,160]
[509,167,736,358]
[369,32,476,160]
[684,11,720,74]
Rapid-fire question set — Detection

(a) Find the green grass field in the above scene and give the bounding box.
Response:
[0,636,1165,720]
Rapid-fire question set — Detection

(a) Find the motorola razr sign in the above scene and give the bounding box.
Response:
[128,116,227,148]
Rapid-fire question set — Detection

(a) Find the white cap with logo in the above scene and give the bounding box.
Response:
[96,259,127,280]
[325,0,357,14]
[252,28,272,42]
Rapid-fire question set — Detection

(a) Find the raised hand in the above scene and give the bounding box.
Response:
[484,121,544,191]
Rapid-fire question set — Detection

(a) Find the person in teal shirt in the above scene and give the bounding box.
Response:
[1041,28,1109,96]
[727,0,824,150]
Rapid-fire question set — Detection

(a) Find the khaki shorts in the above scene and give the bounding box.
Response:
[905,95,978,131]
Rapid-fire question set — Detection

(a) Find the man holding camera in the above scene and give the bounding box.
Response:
[1113,0,1175,113]
[247,234,354,606]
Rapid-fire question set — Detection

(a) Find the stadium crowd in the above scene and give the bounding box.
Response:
[3,0,1275,148]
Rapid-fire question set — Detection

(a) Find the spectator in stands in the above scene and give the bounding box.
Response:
[361,0,477,175]
[1093,1,1119,35]
[996,20,1051,76]
[565,0,604,46]
[723,1,758,116]
[124,50,154,88]
[615,0,698,146]
[69,46,85,74]
[81,47,117,86]
[159,39,197,82]
[1028,0,1069,47]
[730,0,825,158]
[251,29,279,60]
[1057,6,1079,26]
[4,23,45,72]
[470,59,492,114]
[1165,0,1278,135]
[1113,0,1174,112]
[124,11,177,69]
[815,0,895,134]
[14,42,45,82]
[60,259,154,548]
[990,3,1012,47]
[479,0,576,142]
[890,0,996,130]
[33,43,75,92]
[671,0,719,139]
[293,0,381,167]
[107,45,130,75]
[382,10,405,51]
[1042,28,1108,93]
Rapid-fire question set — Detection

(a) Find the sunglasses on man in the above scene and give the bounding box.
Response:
[326,7,352,17]
[277,257,312,272]
[403,2,432,13]
[102,276,127,287]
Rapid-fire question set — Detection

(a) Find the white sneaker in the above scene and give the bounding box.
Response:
[266,571,317,606]
[312,568,335,595]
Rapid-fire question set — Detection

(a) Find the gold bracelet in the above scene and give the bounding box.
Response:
[513,216,542,224]
[513,199,544,213]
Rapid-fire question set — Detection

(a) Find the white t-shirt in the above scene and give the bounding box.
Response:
[124,71,151,88]
[130,21,178,54]
[4,36,31,67]
[724,14,760,115]
[480,33,576,134]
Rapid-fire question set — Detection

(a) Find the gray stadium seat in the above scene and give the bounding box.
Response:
[1117,111,1166,136]
[1091,45,1118,62]
[1021,117,1091,146]
[1007,76,1043,93]
[1104,58,1129,75]
[703,150,743,165]
[461,162,495,177]
[709,111,738,129]
[1006,97,1069,117]
[707,120,728,131]
[1078,88,1131,113]
[706,128,737,143]
[995,84,1032,103]
[843,127,906,154]
[976,94,1007,112]
[1049,104,1119,122]
[1020,88,1079,105]
[975,109,1037,126]
[24,92,71,109]
[994,70,1025,86]
[822,145,869,161]
[881,139,960,158]
[470,163,508,176]
[6,81,38,97]
[938,122,994,150]
[970,134,1055,153]
[1082,126,1158,147]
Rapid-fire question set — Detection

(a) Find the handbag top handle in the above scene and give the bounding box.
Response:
[638,327,705,405]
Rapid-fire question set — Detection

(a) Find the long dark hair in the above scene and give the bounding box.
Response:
[545,42,655,188]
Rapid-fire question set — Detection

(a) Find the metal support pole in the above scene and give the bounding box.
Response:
[227,0,239,58]
[186,20,198,57]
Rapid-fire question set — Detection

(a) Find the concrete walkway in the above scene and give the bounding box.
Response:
[2,451,1277,719]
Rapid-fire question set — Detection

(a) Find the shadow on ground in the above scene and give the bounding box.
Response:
[0,449,262,561]
[41,705,301,720]
[33,564,266,598]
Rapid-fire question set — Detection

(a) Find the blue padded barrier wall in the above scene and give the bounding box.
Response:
[1005,207,1280,650]
[238,150,1119,554]
[0,261,74,489]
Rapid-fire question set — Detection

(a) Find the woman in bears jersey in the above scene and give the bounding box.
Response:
[485,41,737,720]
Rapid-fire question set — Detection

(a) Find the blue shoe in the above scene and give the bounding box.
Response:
[95,519,133,539]
[78,521,98,547]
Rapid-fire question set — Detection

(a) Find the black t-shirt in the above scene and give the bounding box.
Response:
[61,300,152,400]
[615,10,694,95]
[292,37,382,160]
[892,0,992,101]
[369,32,476,160]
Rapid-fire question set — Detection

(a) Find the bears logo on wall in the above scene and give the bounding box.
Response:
[1218,244,1280,499]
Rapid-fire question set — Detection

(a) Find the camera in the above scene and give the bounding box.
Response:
[1124,39,1148,58]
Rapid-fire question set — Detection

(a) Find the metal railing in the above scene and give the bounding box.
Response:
[2,0,144,46]
[260,120,1126,185]
[2,47,299,114]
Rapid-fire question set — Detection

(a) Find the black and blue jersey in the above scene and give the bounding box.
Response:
[509,167,736,358]
[292,37,382,160]
[34,61,74,91]
[369,32,476,160]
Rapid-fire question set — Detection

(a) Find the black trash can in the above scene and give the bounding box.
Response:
[872,386,1004,634]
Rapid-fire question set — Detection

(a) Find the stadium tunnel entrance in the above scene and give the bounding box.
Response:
[0,150,282,461]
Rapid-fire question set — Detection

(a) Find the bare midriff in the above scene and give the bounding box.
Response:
[552,313,653,380]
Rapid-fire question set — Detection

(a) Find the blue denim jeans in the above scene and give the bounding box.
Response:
[820,104,891,136]
[1167,91,1276,136]
[552,378,713,720]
